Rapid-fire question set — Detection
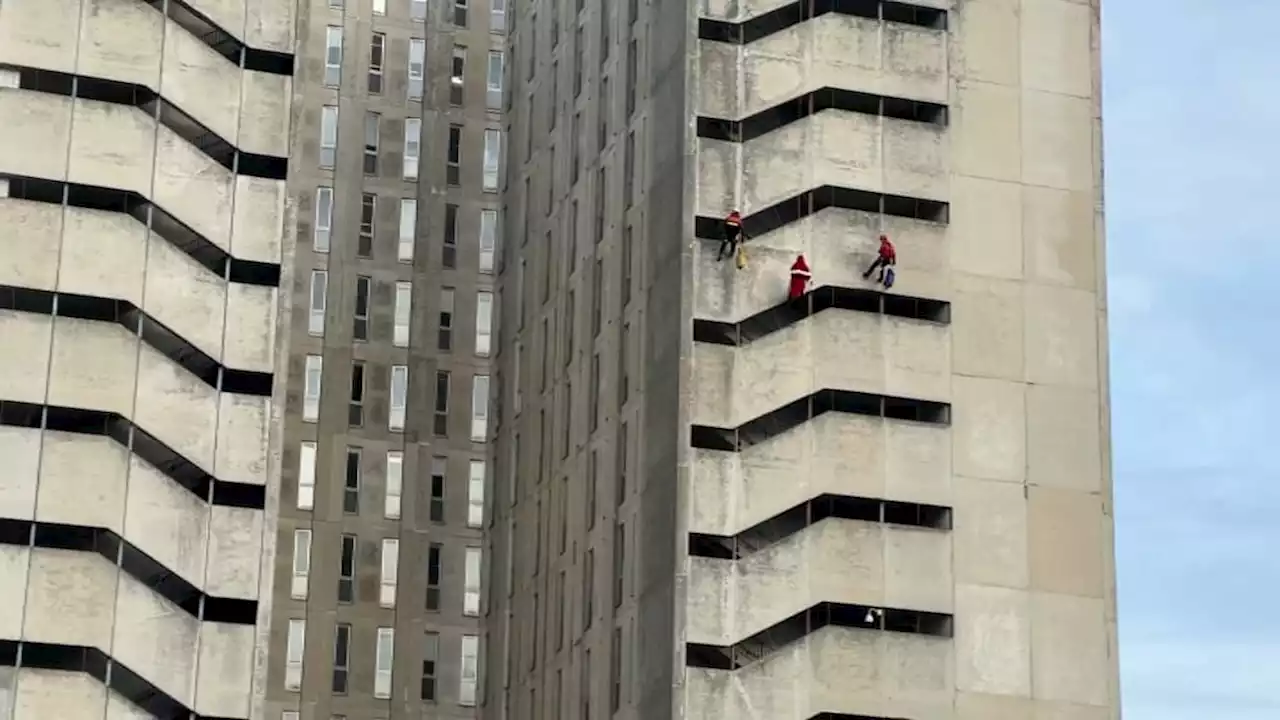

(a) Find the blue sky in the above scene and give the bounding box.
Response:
[1104,1,1280,717]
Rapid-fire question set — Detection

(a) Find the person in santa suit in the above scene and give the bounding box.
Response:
[718,210,744,262]
[788,254,812,300]
[862,234,896,287]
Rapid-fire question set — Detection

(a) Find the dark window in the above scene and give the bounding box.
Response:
[447,126,462,185]
[338,534,356,602]
[434,371,451,436]
[348,362,365,427]
[421,632,440,700]
[354,276,370,340]
[364,112,380,175]
[359,194,375,257]
[443,203,458,267]
[344,450,360,514]
[430,457,446,523]
[333,623,351,693]
[426,543,442,610]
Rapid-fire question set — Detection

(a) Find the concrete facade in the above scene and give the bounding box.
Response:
[0,0,293,716]
[491,1,1118,720]
[263,0,501,719]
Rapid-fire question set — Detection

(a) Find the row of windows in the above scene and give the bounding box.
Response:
[306,273,494,357]
[282,623,480,706]
[327,0,505,32]
[317,106,504,187]
[324,27,507,111]
[300,360,489,440]
[296,444,485,528]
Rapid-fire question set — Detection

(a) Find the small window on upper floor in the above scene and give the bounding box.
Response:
[372,0,385,14]
[411,0,427,21]
[454,0,469,27]
[486,50,504,110]
[404,118,422,181]
[408,39,425,100]
[369,33,385,94]
[451,46,467,106]
[324,26,343,87]
[319,105,338,168]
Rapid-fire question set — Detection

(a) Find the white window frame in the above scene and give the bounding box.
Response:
[314,187,333,252]
[369,32,385,93]
[285,619,306,691]
[470,375,490,441]
[490,0,506,32]
[380,539,400,608]
[408,38,426,100]
[297,442,317,510]
[394,281,412,348]
[308,270,327,336]
[467,460,485,527]
[463,547,482,616]
[404,118,422,180]
[324,26,343,86]
[398,198,416,262]
[459,634,479,705]
[486,50,504,110]
[411,0,427,20]
[320,105,338,168]
[372,0,385,13]
[478,209,497,273]
[475,291,493,357]
[374,627,395,699]
[482,129,501,192]
[385,451,403,519]
[303,355,323,422]
[291,529,311,599]
[389,365,409,431]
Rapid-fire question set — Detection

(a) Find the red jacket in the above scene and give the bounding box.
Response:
[878,235,896,261]
[788,255,811,299]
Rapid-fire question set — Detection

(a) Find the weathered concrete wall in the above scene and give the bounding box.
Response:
[0,0,293,715]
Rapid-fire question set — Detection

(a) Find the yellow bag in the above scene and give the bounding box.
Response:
[735,244,747,270]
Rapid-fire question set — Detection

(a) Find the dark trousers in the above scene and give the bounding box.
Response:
[718,227,742,261]
[863,256,894,282]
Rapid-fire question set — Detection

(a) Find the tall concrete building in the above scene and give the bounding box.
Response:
[0,0,503,718]
[489,1,1118,720]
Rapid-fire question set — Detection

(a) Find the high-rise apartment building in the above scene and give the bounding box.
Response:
[490,2,1118,720]
[0,0,502,717]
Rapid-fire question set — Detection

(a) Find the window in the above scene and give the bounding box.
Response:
[291,529,311,599]
[357,193,375,257]
[555,569,566,648]
[587,450,598,529]
[333,624,351,694]
[343,448,360,514]
[329,0,343,8]
[319,105,338,168]
[600,0,611,55]
[626,38,638,116]
[324,26,343,86]
[617,422,628,503]
[475,291,493,357]
[398,198,416,262]
[426,543,442,610]
[283,713,298,720]
[464,547,481,616]
[421,632,440,701]
[443,203,458,267]
[438,288,455,351]
[380,539,399,607]
[548,62,558,130]
[491,0,506,31]
[580,649,591,720]
[564,290,576,364]
[571,112,581,183]
[297,442,316,510]
[314,186,333,251]
[592,258,603,335]
[353,275,370,340]
[374,627,394,699]
[610,626,622,711]
[624,129,635,206]
[486,51,504,110]
[459,635,479,705]
[599,77,610,151]
[482,129,501,192]
[404,118,421,180]
[594,167,607,240]
[447,125,462,185]
[394,282,412,347]
[471,375,490,441]
[349,362,365,427]
[622,225,633,306]
[338,534,356,602]
[364,112,380,175]
[613,523,625,608]
[573,26,583,97]
[528,13,538,81]
[589,353,600,432]
[369,32,384,93]
[284,619,305,691]
[450,46,466,105]
[479,209,497,273]
[303,355,322,422]
[408,38,425,100]
[430,457,446,523]
[453,0,468,26]
[385,451,403,519]
[372,0,384,13]
[582,549,594,630]
[411,0,426,21]
[467,460,485,527]
[390,365,408,431]
[434,371,451,436]
[619,321,630,403]
[308,270,327,335]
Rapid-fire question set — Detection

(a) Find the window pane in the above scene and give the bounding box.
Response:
[374,628,395,698]
[482,129,501,191]
[404,118,422,180]
[324,26,343,86]
[303,355,322,422]
[475,291,493,357]
[467,460,485,527]
[385,451,403,519]
[409,39,425,100]
[319,106,338,168]
[398,198,416,262]
[459,635,479,705]
[314,187,333,252]
[463,547,482,615]
[297,442,316,510]
[478,209,497,273]
[394,281,412,348]
[470,375,490,441]
[390,365,408,431]
[308,270,327,336]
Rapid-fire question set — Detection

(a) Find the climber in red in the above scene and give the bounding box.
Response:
[862,234,896,287]
[718,210,744,262]
[788,254,811,300]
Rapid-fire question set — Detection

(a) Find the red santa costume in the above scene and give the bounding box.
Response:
[788,254,811,300]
